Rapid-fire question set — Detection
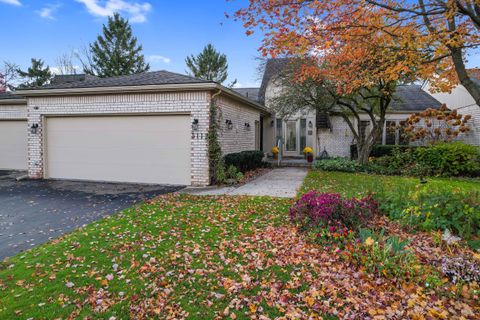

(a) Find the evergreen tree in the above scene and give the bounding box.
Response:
[87,13,149,77]
[16,59,52,88]
[185,44,232,84]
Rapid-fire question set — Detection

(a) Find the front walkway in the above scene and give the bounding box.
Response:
[183,167,308,198]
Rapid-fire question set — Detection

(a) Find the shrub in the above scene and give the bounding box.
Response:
[215,164,244,185]
[289,191,378,230]
[314,158,365,173]
[415,142,480,177]
[370,144,419,158]
[383,187,480,239]
[224,150,265,173]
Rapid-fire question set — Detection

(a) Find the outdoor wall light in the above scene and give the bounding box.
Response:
[225,119,233,130]
[308,120,314,129]
[244,122,251,130]
[192,118,199,131]
[270,120,275,127]
[30,123,39,134]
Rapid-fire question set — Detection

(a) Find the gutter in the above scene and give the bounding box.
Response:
[0,98,27,105]
[17,83,271,115]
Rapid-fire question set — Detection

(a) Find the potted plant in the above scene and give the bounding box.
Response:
[272,146,279,159]
[303,146,314,162]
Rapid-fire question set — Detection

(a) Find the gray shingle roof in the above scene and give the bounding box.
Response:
[391,85,441,111]
[233,87,260,102]
[23,70,212,90]
[0,91,25,100]
[258,58,291,103]
[259,58,441,112]
[50,74,99,85]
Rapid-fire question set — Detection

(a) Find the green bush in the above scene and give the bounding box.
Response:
[314,158,365,173]
[224,150,266,173]
[382,187,480,239]
[370,144,419,157]
[415,142,480,177]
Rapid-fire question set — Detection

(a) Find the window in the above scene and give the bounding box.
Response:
[300,119,307,154]
[385,121,397,145]
[276,118,283,143]
[359,121,370,141]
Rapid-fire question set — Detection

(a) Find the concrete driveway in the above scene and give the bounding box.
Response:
[0,171,183,260]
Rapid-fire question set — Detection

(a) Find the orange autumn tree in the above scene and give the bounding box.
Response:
[233,1,430,163]
[232,0,479,104]
[400,105,472,144]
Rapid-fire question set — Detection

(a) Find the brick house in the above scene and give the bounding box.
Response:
[0,71,269,186]
[237,59,444,159]
[0,63,465,186]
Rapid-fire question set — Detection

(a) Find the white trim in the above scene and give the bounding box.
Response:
[18,83,271,115]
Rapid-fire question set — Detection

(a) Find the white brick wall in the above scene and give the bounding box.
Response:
[317,116,354,158]
[216,95,260,155]
[454,105,480,146]
[0,103,27,119]
[27,91,211,186]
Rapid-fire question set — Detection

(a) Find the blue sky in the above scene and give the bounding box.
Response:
[0,0,265,87]
[0,0,479,88]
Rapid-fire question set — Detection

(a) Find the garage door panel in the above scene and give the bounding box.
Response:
[0,120,28,170]
[46,115,191,185]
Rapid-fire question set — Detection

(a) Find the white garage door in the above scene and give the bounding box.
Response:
[46,115,191,185]
[0,120,28,170]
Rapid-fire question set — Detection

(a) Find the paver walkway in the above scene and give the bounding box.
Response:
[183,167,308,198]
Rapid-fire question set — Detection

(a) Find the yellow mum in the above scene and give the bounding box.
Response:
[303,146,313,154]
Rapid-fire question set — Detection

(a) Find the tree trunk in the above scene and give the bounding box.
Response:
[357,143,372,164]
[450,46,480,108]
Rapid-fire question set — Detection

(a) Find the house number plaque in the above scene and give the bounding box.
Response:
[192,133,206,140]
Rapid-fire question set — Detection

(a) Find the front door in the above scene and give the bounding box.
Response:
[284,120,298,155]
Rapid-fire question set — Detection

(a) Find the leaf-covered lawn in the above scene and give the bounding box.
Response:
[0,192,479,319]
[300,170,480,198]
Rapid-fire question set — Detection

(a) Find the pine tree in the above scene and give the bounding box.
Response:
[16,59,52,88]
[87,13,149,77]
[185,44,232,84]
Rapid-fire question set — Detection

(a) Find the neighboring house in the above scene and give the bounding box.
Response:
[0,71,269,186]
[235,59,442,158]
[422,71,480,146]
[0,92,28,171]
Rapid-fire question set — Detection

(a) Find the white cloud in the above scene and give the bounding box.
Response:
[50,65,82,75]
[76,0,152,23]
[233,82,260,88]
[0,0,21,6]
[37,4,62,20]
[148,55,171,64]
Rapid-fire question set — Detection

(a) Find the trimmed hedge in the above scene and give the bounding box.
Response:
[224,150,266,173]
[318,142,480,177]
[350,144,420,159]
[370,145,420,158]
[415,142,480,177]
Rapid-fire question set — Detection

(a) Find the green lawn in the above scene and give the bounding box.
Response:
[0,175,478,319]
[0,195,294,319]
[300,170,480,198]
